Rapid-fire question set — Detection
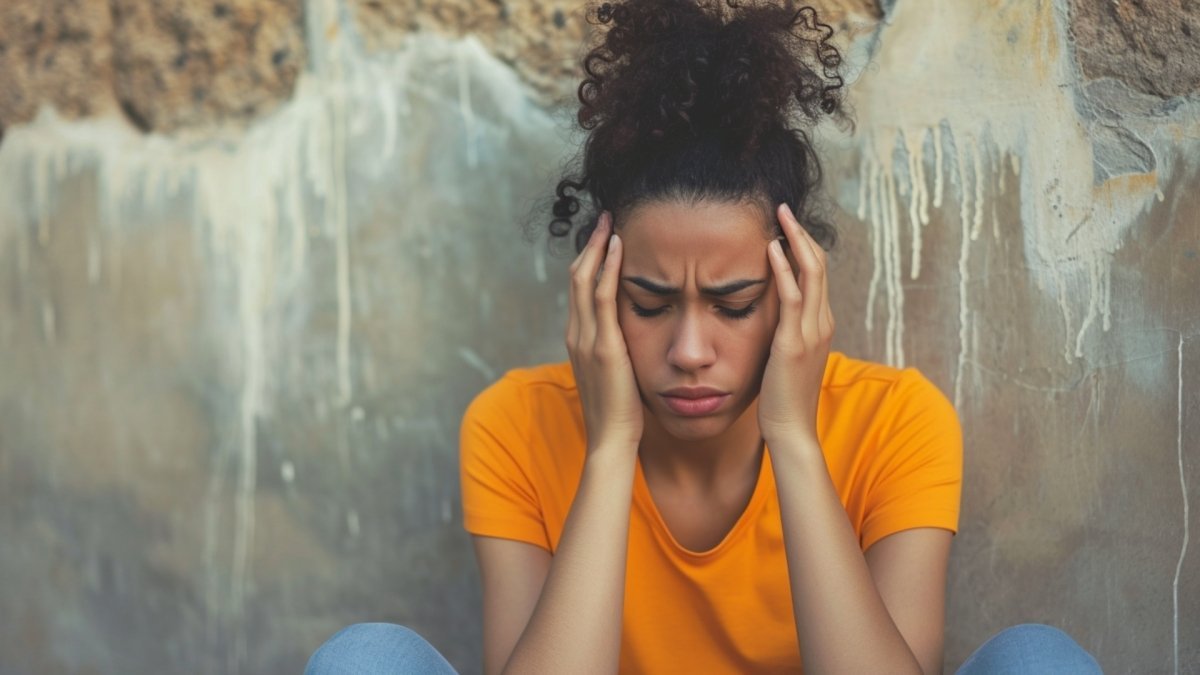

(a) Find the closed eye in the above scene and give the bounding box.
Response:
[715,302,753,317]
[633,303,672,317]
[630,303,759,320]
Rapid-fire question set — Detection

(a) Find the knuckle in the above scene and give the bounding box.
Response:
[594,286,615,303]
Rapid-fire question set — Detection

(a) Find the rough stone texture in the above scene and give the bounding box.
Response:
[0,0,115,131]
[348,0,881,104]
[0,0,306,134]
[109,0,307,132]
[1069,0,1200,99]
[0,0,875,133]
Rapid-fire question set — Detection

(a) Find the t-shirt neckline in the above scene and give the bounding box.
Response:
[632,442,775,561]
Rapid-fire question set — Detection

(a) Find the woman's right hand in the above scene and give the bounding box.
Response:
[566,211,644,454]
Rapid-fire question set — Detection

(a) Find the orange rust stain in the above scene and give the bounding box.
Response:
[1096,171,1159,205]
[1025,1,1063,82]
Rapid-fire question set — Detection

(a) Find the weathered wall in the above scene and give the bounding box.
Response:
[0,0,1196,673]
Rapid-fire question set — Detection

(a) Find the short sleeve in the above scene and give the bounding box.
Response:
[859,369,963,552]
[459,374,552,551]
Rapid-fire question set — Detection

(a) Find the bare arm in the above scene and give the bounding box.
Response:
[474,214,642,675]
[761,203,952,673]
[864,528,953,675]
[480,450,637,675]
[772,442,942,674]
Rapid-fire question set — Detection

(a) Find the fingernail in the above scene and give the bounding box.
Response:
[608,233,618,252]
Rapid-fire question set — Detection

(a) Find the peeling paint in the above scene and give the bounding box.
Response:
[0,15,557,674]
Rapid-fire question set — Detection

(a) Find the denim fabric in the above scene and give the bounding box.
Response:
[305,623,458,675]
[956,623,1103,674]
[305,621,1101,674]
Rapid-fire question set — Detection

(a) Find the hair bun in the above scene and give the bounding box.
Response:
[579,0,843,157]
[545,0,846,252]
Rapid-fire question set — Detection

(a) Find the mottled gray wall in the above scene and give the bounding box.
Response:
[0,1,1196,674]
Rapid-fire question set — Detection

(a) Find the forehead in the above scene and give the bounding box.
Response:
[618,200,773,278]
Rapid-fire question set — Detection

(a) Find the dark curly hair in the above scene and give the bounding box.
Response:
[548,0,846,253]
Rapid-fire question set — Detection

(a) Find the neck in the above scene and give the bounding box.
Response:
[638,399,764,491]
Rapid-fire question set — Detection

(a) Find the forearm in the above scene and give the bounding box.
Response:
[770,436,923,674]
[503,448,637,675]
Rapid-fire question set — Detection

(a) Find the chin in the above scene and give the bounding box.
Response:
[654,411,737,442]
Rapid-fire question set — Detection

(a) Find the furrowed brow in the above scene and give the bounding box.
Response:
[623,277,679,295]
[622,277,767,297]
[701,279,768,296]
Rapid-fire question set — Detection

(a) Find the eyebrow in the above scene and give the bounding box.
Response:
[622,276,768,297]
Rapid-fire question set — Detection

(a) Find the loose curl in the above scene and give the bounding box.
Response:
[547,0,846,253]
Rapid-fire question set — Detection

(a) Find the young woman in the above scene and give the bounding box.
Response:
[307,1,1103,672]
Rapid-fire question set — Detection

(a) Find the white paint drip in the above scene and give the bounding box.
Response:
[1073,257,1113,358]
[859,154,880,333]
[0,5,561,673]
[457,46,478,169]
[87,230,101,284]
[932,124,945,209]
[831,0,1162,379]
[904,128,930,280]
[330,39,354,410]
[41,299,55,345]
[884,155,904,367]
[857,132,909,367]
[969,139,985,242]
[954,135,974,409]
[1173,333,1189,675]
[459,346,497,382]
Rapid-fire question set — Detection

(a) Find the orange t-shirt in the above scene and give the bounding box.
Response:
[459,351,962,674]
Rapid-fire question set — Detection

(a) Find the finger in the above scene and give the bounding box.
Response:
[568,216,608,346]
[572,213,611,345]
[767,239,802,344]
[777,203,825,339]
[595,233,623,347]
[790,215,834,338]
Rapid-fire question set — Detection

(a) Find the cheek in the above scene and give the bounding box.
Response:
[737,316,776,364]
[616,307,657,359]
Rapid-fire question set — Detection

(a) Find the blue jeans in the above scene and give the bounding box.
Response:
[305,622,1103,674]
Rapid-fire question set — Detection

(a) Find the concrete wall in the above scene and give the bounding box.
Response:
[0,1,1195,673]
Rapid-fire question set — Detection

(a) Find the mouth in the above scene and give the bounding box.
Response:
[659,387,731,417]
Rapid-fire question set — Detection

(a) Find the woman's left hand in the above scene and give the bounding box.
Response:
[758,202,835,447]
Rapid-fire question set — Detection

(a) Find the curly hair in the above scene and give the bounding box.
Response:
[548,0,846,253]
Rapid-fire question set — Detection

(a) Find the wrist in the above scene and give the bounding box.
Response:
[764,432,824,466]
[584,442,639,470]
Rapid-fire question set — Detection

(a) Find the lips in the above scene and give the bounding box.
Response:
[660,386,730,417]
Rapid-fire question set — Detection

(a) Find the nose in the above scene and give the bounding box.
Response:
[666,307,716,373]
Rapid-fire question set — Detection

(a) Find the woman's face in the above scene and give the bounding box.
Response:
[616,199,781,441]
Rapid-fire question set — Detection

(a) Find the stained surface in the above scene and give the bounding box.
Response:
[0,0,1197,674]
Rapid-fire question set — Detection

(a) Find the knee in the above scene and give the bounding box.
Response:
[305,623,432,675]
[958,623,1102,674]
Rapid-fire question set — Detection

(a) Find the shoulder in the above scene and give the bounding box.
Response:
[468,360,577,404]
[463,361,578,428]
[822,352,959,433]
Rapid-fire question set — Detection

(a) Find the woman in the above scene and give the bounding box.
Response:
[307,1,1103,672]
